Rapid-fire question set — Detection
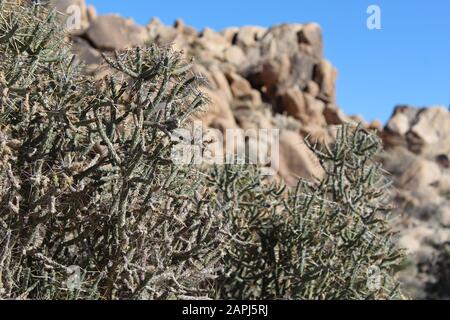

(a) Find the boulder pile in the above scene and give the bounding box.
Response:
[382,106,450,299]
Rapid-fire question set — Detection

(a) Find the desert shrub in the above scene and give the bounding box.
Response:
[212,126,404,299]
[0,1,405,300]
[0,1,226,299]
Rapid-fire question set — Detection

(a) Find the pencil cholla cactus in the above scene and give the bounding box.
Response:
[212,125,404,300]
[0,1,226,299]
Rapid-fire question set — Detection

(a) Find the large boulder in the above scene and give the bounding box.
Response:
[279,86,326,125]
[225,72,262,108]
[409,107,450,155]
[383,105,419,148]
[147,19,183,48]
[398,158,442,190]
[85,15,148,50]
[279,86,307,120]
[234,108,273,130]
[209,66,233,102]
[195,28,229,59]
[289,52,317,90]
[223,45,246,67]
[303,92,326,125]
[278,131,325,186]
[386,112,410,136]
[305,80,320,97]
[259,54,291,97]
[233,26,267,50]
[323,104,350,125]
[243,23,332,98]
[259,24,304,59]
[196,87,238,131]
[313,59,337,103]
[71,37,102,66]
[384,105,450,156]
[297,23,323,59]
[221,27,240,43]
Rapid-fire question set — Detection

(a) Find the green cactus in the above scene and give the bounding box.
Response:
[0,1,224,299]
[212,125,405,299]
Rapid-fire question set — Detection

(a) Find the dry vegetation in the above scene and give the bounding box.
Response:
[0,1,404,299]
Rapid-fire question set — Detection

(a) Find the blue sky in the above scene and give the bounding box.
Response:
[86,0,450,123]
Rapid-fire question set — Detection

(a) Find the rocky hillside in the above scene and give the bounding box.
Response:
[383,106,450,299]
[52,0,450,299]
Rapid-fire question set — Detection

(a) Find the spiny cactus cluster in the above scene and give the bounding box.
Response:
[212,126,404,299]
[0,1,225,299]
[0,1,404,300]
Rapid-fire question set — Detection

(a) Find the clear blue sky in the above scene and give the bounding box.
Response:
[86,0,450,123]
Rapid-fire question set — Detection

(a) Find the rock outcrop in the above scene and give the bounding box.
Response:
[381,106,450,299]
[55,2,340,185]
